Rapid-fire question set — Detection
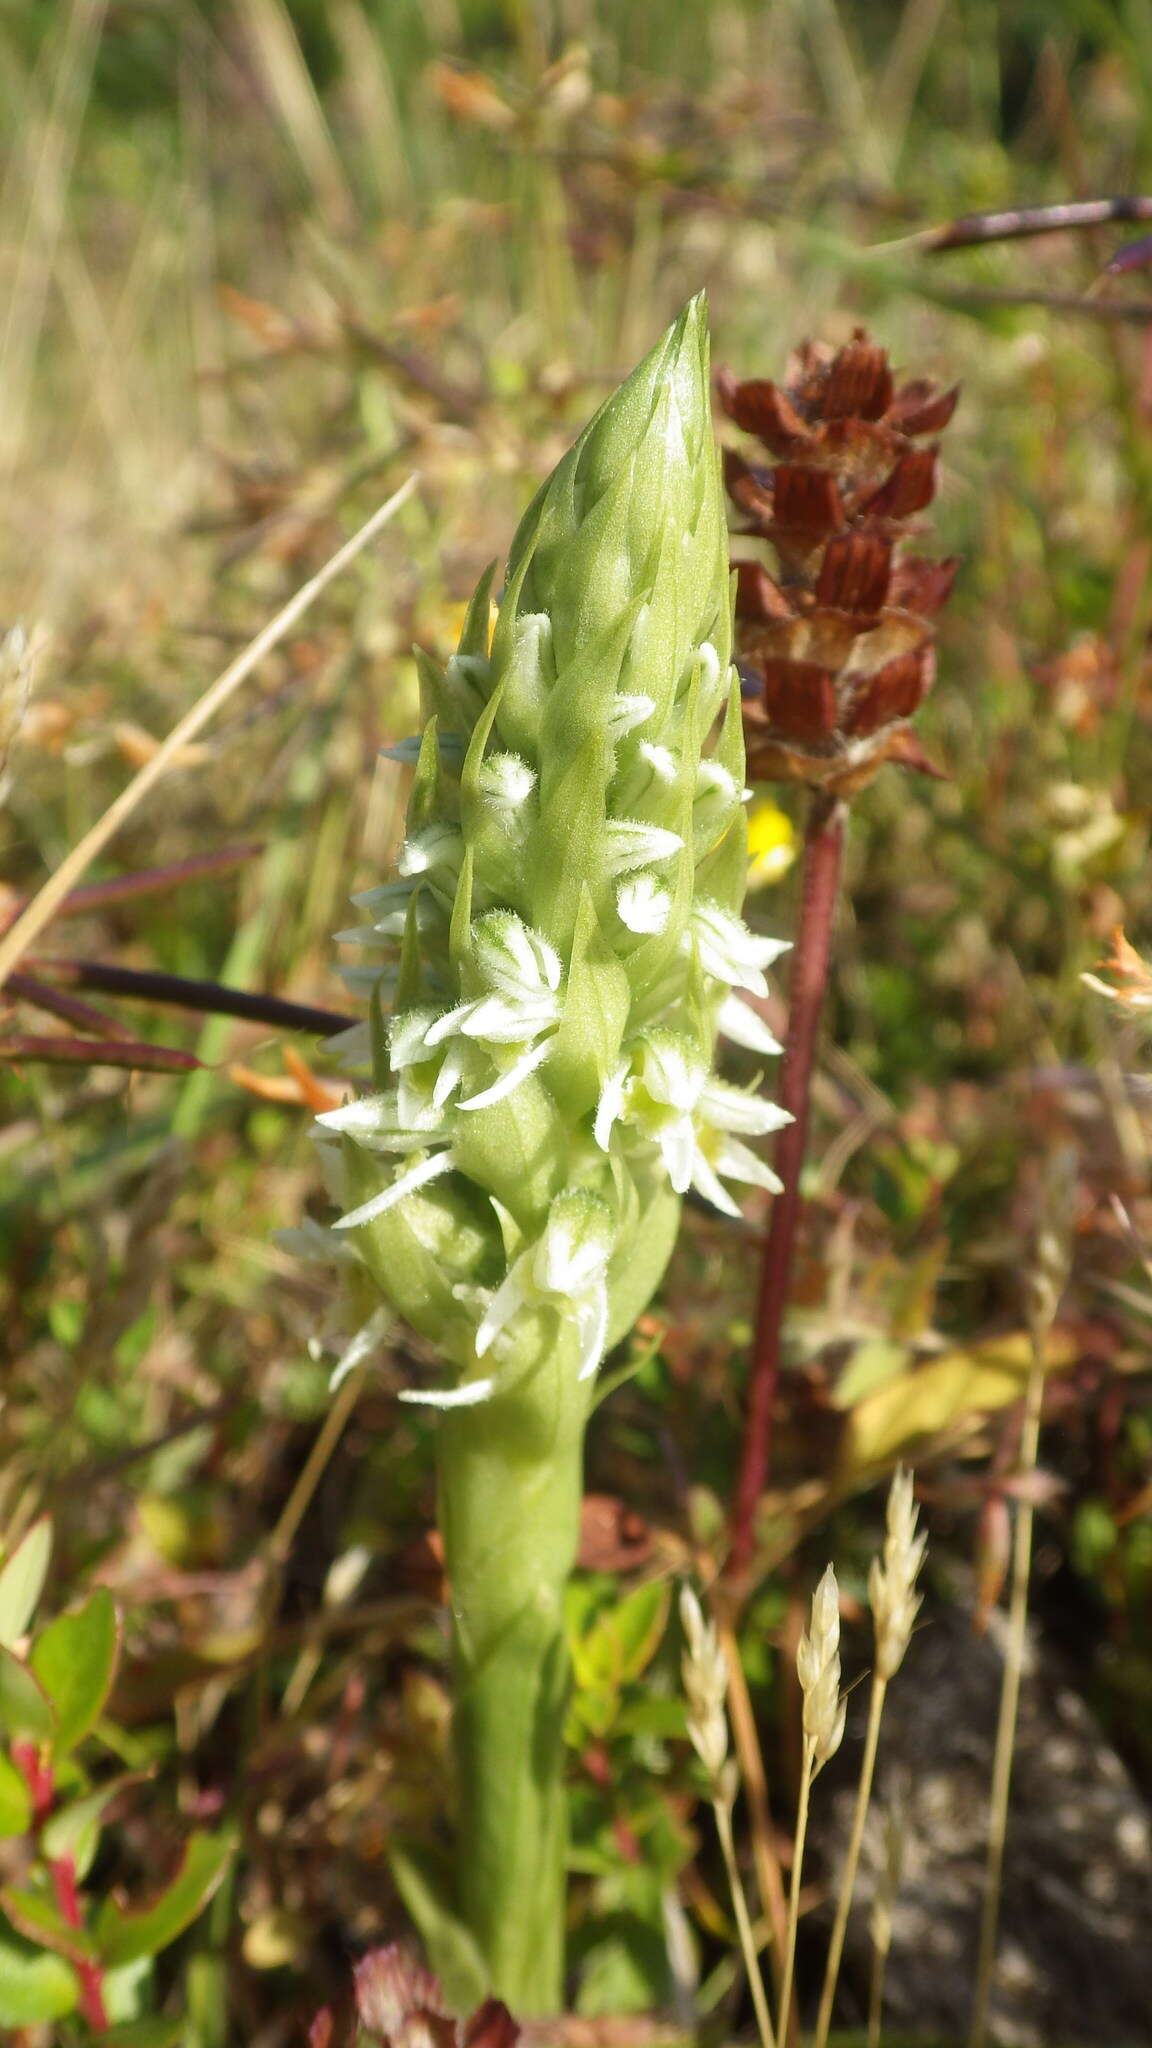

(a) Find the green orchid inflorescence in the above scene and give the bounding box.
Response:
[315,296,788,2014]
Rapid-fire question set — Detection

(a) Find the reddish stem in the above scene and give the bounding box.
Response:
[729,791,846,1578]
[49,1855,109,2032]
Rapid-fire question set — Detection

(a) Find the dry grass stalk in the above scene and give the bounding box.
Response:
[679,1587,776,2048]
[968,1152,1076,2048]
[813,1469,925,2048]
[0,477,417,993]
[866,1804,905,2048]
[778,1565,845,2044]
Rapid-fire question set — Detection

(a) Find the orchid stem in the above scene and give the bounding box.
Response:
[730,792,846,1577]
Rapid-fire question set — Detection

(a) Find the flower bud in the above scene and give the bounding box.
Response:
[323,295,788,1411]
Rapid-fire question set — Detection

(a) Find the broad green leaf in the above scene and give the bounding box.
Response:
[0,1932,78,2025]
[607,1580,670,1684]
[571,1580,669,1693]
[840,1327,1076,1474]
[95,1831,234,1967]
[0,1642,56,1741]
[1,1885,95,1962]
[0,1750,32,1836]
[42,1774,145,1879]
[96,2015,184,2047]
[389,1843,487,2014]
[0,1519,53,1647]
[31,1589,119,1755]
[832,1338,911,1412]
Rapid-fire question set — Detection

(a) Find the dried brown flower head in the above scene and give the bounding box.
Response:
[350,1947,519,2048]
[718,330,958,795]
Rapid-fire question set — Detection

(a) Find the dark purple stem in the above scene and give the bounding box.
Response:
[32,960,352,1038]
[729,791,846,1580]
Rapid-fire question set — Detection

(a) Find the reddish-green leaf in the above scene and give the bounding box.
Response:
[95,1832,234,1967]
[1,1886,95,1964]
[30,1590,119,1755]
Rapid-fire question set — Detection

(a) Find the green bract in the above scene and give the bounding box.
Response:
[315,295,788,2012]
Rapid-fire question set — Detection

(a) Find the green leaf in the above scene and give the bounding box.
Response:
[42,1774,145,1879]
[96,2017,185,2047]
[95,1831,234,1967]
[389,1842,487,2014]
[0,1750,33,1836]
[0,1519,53,1647]
[1,1885,95,1962]
[30,1589,119,1755]
[0,1932,79,2024]
[0,1642,56,1740]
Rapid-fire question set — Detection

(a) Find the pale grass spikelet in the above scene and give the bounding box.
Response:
[679,1584,731,1791]
[797,1563,846,1772]
[868,1465,927,1682]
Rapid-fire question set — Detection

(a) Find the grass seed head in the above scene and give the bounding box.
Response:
[797,1562,846,1772]
[868,1464,927,1681]
[679,1582,730,1788]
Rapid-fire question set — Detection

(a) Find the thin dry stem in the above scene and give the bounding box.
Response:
[714,1796,778,2048]
[0,476,417,994]
[966,1321,1048,2048]
[718,1617,789,2000]
[813,1674,886,2048]
[682,1589,776,2048]
[968,1165,1071,2048]
[777,1738,815,2048]
[866,1807,904,2048]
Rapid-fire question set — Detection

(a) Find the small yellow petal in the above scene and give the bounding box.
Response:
[746,799,797,887]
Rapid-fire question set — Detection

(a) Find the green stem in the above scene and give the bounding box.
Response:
[438,1358,592,2014]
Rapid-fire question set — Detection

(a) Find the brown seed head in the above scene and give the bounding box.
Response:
[718,330,958,795]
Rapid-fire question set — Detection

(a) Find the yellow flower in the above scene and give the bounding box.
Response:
[746,797,797,887]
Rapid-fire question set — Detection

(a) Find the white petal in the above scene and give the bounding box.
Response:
[608,694,655,739]
[688,1149,742,1217]
[333,1148,456,1231]
[594,1062,630,1151]
[457,1038,552,1110]
[316,1094,387,1136]
[617,874,671,935]
[455,992,559,1044]
[330,1306,392,1390]
[716,993,784,1056]
[605,820,684,875]
[657,1114,697,1194]
[397,1377,496,1409]
[475,1260,530,1357]
[711,1135,785,1195]
[701,1079,793,1137]
[575,1289,609,1380]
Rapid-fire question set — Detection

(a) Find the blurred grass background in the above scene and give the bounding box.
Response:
[3,1,1152,2039]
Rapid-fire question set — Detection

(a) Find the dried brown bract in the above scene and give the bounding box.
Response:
[718,331,958,795]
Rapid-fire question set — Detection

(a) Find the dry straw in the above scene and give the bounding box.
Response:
[680,1586,776,2048]
[813,1469,925,2048]
[968,1154,1075,2048]
[778,1564,846,2044]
